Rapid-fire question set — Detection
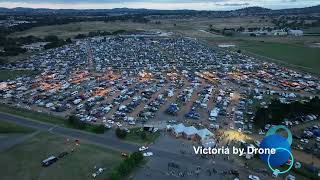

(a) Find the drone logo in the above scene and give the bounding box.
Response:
[259,125,294,174]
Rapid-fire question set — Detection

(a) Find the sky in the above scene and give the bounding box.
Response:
[0,0,319,10]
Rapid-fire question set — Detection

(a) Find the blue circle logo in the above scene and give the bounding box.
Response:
[259,125,294,173]
[267,148,294,174]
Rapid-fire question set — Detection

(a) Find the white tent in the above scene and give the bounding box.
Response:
[172,123,185,135]
[197,128,213,140]
[183,126,198,137]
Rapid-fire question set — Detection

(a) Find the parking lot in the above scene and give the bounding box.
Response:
[1,36,319,132]
[133,134,273,180]
[1,34,319,179]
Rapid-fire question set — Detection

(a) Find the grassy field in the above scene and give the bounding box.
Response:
[0,120,34,134]
[9,21,141,39]
[0,70,38,81]
[0,132,122,180]
[0,103,67,125]
[237,40,320,74]
[5,18,320,74]
[9,17,271,39]
[0,104,106,134]
[125,128,160,144]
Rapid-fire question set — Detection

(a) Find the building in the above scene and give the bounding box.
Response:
[182,126,198,140]
[167,123,214,141]
[170,123,185,137]
[197,128,214,140]
[288,30,303,36]
[271,30,288,36]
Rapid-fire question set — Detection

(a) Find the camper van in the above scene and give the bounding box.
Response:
[42,155,58,167]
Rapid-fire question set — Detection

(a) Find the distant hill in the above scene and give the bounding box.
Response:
[0,7,196,15]
[0,5,319,15]
[233,6,271,13]
[273,5,320,14]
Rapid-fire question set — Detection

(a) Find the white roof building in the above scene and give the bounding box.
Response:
[183,126,198,136]
[288,30,303,36]
[172,123,185,134]
[169,123,214,141]
[197,128,214,140]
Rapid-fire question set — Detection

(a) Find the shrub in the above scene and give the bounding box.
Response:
[91,124,105,134]
[115,128,127,139]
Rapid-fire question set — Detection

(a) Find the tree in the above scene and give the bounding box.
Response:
[44,35,59,42]
[115,128,127,139]
[108,151,143,180]
[0,58,7,65]
[131,152,143,163]
[117,161,131,176]
[140,131,147,140]
[253,97,320,129]
[68,115,78,124]
[68,115,86,129]
[108,170,121,180]
[92,124,105,134]
[66,38,72,43]
[237,26,245,32]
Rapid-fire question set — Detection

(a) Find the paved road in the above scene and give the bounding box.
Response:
[0,112,201,159]
[0,112,273,179]
[0,112,138,152]
[0,112,229,163]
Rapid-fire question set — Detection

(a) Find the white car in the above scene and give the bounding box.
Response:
[128,121,136,125]
[104,124,112,129]
[107,120,114,124]
[143,152,153,157]
[249,175,260,180]
[116,122,122,127]
[300,139,309,144]
[139,146,149,151]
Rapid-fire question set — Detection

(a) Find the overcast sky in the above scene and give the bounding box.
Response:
[0,0,319,10]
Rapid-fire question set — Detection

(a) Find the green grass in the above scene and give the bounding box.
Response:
[125,128,160,144]
[0,70,38,81]
[303,27,320,34]
[0,132,122,180]
[0,120,34,134]
[0,103,66,125]
[238,41,320,74]
[0,104,106,134]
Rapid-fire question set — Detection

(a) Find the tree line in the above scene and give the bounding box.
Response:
[68,115,106,134]
[74,30,127,39]
[253,97,320,129]
[108,152,144,180]
[0,35,70,57]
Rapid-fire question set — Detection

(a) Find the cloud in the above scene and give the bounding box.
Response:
[0,0,319,10]
[216,3,250,6]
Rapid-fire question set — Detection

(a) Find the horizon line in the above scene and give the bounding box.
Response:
[0,4,319,11]
[0,1,319,11]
